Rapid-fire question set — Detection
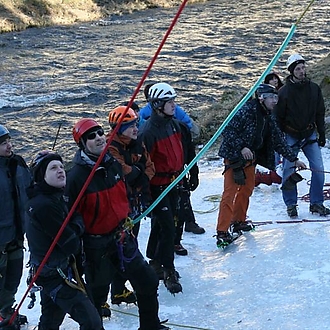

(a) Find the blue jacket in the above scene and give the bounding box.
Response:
[218,99,297,171]
[139,103,193,129]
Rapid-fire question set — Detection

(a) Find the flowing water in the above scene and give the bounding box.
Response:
[0,0,329,161]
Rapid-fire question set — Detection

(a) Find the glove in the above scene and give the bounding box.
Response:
[281,172,303,191]
[318,132,326,147]
[229,159,246,185]
[233,168,246,185]
[189,174,199,191]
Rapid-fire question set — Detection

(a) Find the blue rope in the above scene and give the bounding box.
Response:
[133,24,296,225]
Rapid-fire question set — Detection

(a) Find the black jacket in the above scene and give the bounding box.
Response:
[26,181,84,276]
[275,76,325,139]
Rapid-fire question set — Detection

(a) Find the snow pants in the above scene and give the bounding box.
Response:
[147,184,179,270]
[83,231,161,330]
[216,161,255,232]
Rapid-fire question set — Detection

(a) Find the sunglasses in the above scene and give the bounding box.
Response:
[87,129,105,140]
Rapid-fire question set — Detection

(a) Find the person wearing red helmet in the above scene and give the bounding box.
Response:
[65,118,169,330]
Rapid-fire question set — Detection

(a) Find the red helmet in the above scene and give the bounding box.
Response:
[72,118,101,144]
[108,106,138,128]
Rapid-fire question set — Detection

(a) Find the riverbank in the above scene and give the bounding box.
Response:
[0,0,205,33]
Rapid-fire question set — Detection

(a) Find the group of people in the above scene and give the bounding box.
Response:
[0,52,328,329]
[216,53,329,246]
[0,82,203,330]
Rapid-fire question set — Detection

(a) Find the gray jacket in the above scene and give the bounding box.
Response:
[0,154,32,248]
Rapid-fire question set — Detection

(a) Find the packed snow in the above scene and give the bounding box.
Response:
[16,146,330,330]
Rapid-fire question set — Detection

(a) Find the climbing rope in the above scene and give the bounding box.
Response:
[193,194,221,214]
[110,307,212,330]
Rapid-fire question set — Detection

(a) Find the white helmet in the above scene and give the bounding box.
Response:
[148,83,177,102]
[286,53,305,72]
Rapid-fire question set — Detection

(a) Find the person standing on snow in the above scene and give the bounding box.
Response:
[65,118,169,330]
[275,53,329,218]
[255,71,284,187]
[25,150,103,330]
[105,105,155,308]
[138,82,198,293]
[215,84,306,246]
[0,125,31,328]
[141,84,205,237]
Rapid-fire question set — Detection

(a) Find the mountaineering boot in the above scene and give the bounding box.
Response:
[138,320,171,330]
[149,259,164,280]
[174,243,188,256]
[184,221,205,234]
[158,319,171,329]
[270,170,282,184]
[310,204,330,216]
[111,288,137,305]
[101,302,111,318]
[231,221,255,233]
[163,268,182,294]
[0,307,27,326]
[255,170,272,187]
[216,231,233,247]
[0,307,22,330]
[287,205,298,218]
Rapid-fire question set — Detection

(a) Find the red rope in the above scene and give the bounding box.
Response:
[10,0,189,324]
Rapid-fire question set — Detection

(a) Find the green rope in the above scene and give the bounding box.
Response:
[295,0,316,25]
[193,194,222,214]
[110,307,212,330]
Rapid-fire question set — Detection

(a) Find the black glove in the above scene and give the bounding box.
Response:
[318,132,326,147]
[281,172,303,191]
[229,159,246,185]
[189,174,199,191]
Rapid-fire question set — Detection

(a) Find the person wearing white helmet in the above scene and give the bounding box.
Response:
[275,53,329,217]
[138,82,199,294]
[0,125,32,327]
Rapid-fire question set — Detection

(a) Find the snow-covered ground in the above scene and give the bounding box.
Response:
[17,146,330,330]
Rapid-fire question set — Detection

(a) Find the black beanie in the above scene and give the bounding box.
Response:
[33,153,63,183]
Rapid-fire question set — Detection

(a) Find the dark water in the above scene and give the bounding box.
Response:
[0,0,329,161]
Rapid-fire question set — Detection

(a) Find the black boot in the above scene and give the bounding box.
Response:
[163,268,182,294]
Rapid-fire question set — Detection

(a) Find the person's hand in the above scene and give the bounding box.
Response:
[233,168,246,185]
[294,159,307,170]
[229,159,246,185]
[318,132,326,147]
[189,174,199,191]
[241,147,254,160]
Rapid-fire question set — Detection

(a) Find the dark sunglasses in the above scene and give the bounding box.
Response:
[87,129,104,140]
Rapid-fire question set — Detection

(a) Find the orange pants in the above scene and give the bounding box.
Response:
[216,162,255,232]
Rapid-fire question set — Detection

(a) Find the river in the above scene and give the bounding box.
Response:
[0,0,329,161]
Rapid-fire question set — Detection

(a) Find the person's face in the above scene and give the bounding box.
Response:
[0,138,12,157]
[163,99,176,116]
[293,63,306,81]
[85,128,106,156]
[268,77,279,88]
[262,94,278,111]
[122,123,138,140]
[44,160,66,188]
